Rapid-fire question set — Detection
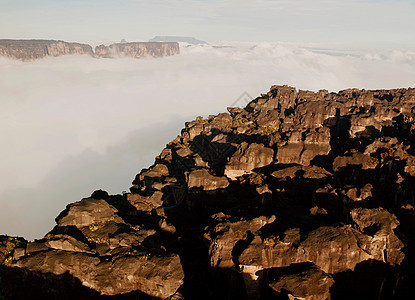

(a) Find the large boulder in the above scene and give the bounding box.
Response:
[188,169,229,191]
[225,143,274,180]
[56,198,124,228]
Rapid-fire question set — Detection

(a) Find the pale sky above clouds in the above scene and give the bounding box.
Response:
[1,0,415,46]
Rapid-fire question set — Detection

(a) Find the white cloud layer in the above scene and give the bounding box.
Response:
[1,42,415,240]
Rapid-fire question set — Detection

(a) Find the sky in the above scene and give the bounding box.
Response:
[0,1,415,240]
[0,0,415,47]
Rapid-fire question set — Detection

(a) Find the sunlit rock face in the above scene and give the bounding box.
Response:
[0,39,180,61]
[94,42,180,58]
[2,85,415,299]
[0,40,93,61]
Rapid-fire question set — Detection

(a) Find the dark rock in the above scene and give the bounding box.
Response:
[268,263,334,300]
[188,169,229,191]
[225,143,274,180]
[56,198,124,228]
[3,85,415,299]
[90,189,109,200]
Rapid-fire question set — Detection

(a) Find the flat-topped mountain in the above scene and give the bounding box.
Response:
[0,40,93,61]
[95,42,180,58]
[0,39,180,61]
[2,85,415,299]
[149,36,207,45]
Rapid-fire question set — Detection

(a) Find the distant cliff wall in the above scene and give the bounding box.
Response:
[94,42,180,58]
[0,40,94,61]
[0,40,180,61]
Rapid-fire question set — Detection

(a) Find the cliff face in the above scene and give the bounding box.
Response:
[94,42,180,58]
[0,40,180,61]
[2,85,415,299]
[0,40,94,61]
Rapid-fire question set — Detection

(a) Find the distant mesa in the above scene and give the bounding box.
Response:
[0,39,93,61]
[149,36,208,45]
[0,39,180,61]
[95,41,180,59]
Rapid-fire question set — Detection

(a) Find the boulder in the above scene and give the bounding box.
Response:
[188,169,229,191]
[225,143,274,180]
[56,198,124,228]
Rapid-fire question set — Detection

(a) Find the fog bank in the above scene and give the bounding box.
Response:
[1,42,414,240]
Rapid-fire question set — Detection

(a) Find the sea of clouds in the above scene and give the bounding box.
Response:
[1,42,415,240]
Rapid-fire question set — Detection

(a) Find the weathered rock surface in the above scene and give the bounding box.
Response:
[3,85,415,299]
[188,169,229,191]
[225,142,274,180]
[269,263,334,300]
[0,192,184,298]
[13,250,183,298]
[0,39,180,61]
[94,42,180,58]
[0,39,93,61]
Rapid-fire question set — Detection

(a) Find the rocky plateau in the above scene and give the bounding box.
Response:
[0,39,180,61]
[2,85,415,299]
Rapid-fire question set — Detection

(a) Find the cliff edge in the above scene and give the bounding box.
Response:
[95,42,180,58]
[0,40,93,61]
[0,39,180,61]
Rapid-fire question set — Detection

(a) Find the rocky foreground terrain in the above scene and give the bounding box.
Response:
[2,85,415,299]
[0,40,179,61]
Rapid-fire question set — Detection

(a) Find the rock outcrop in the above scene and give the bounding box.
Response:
[94,42,180,58]
[0,40,93,61]
[1,192,184,298]
[2,85,415,299]
[0,39,180,61]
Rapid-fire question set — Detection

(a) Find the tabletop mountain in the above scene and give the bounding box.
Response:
[0,39,179,61]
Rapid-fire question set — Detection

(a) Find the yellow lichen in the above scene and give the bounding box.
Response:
[250,173,266,185]
[140,253,151,261]
[263,236,280,248]
[367,156,379,168]
[156,208,166,218]
[1,238,20,256]
[86,236,109,244]
[3,256,13,265]
[89,224,99,232]
[131,225,141,231]
[232,117,253,129]
[44,233,53,240]
[380,148,395,160]
[234,230,248,240]
[262,122,280,136]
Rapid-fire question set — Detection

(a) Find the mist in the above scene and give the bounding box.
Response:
[1,42,415,240]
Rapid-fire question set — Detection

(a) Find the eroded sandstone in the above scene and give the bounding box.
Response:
[2,85,415,299]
